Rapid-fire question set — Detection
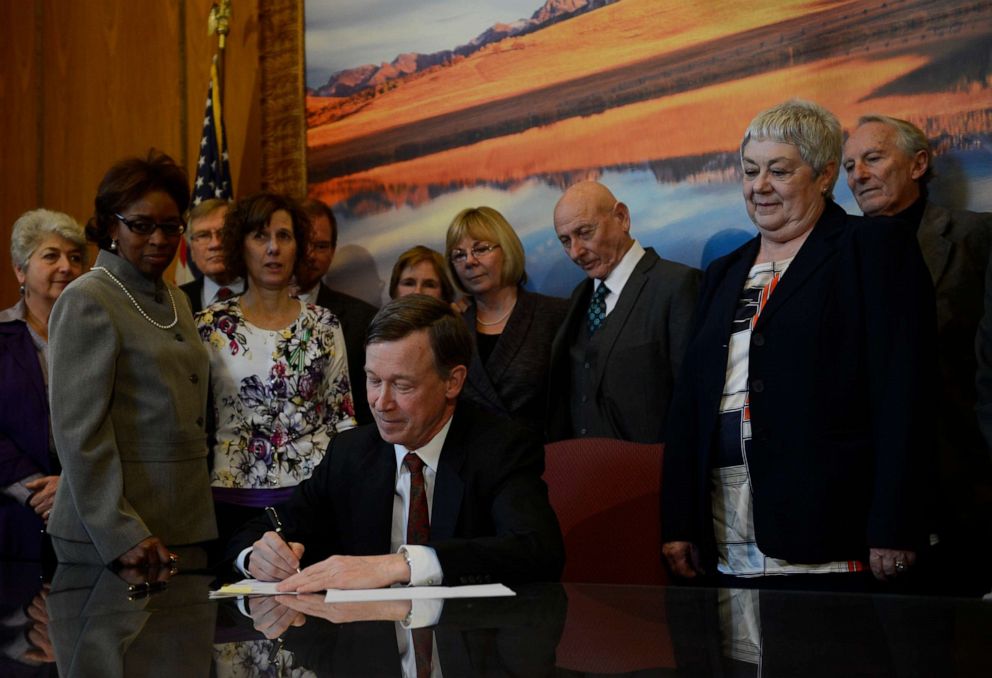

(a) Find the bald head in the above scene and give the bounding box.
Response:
[554,181,633,280]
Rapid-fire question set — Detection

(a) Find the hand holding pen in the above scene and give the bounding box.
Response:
[247,506,305,581]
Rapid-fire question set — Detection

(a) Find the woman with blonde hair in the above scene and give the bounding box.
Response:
[445,206,567,434]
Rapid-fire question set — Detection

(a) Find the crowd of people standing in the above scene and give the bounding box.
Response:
[2,98,990,598]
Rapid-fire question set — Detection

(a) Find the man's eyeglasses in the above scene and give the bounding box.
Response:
[189,228,223,244]
[114,213,186,237]
[450,243,500,265]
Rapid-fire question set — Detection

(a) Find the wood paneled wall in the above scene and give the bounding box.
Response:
[0,0,264,307]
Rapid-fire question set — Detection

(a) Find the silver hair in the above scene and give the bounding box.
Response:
[185,197,229,245]
[10,209,87,272]
[741,99,842,196]
[855,114,932,184]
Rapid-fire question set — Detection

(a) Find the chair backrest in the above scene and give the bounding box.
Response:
[543,437,667,585]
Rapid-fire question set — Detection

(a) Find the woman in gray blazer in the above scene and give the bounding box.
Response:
[47,151,217,567]
[445,207,568,435]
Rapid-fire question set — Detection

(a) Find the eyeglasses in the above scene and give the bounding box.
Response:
[189,228,223,244]
[450,243,500,265]
[114,213,186,236]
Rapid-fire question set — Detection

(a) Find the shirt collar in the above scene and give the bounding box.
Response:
[297,283,320,305]
[203,276,244,304]
[598,239,645,297]
[393,415,454,473]
[0,298,27,323]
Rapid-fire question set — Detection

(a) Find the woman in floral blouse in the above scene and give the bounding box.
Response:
[196,193,356,544]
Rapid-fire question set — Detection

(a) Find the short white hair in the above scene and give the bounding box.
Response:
[10,209,87,271]
[742,99,842,195]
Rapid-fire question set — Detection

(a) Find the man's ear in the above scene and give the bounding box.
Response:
[444,364,467,400]
[614,201,632,233]
[910,150,929,181]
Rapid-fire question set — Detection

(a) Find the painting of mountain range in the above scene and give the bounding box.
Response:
[305,0,992,305]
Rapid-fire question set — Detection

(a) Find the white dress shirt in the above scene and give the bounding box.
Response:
[596,239,645,316]
[393,417,451,587]
[202,276,244,307]
[237,417,452,587]
[296,283,320,305]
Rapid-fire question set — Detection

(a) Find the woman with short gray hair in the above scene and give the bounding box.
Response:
[663,99,937,590]
[1,208,86,560]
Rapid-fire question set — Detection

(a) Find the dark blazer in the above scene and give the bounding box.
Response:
[228,402,564,585]
[0,320,55,560]
[461,288,568,435]
[315,283,378,426]
[178,278,205,315]
[546,247,700,443]
[917,202,992,540]
[662,201,937,567]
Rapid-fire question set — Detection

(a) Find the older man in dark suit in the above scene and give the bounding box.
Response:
[228,295,563,590]
[547,180,700,444]
[179,199,243,314]
[844,114,992,594]
[297,199,378,425]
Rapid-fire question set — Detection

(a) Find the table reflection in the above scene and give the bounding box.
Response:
[0,559,986,677]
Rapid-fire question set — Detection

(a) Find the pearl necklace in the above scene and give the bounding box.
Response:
[93,266,178,329]
[476,300,516,327]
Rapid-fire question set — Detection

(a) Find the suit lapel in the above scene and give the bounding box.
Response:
[431,412,467,541]
[753,203,844,329]
[917,202,951,287]
[462,305,503,410]
[483,288,534,387]
[353,436,397,554]
[588,249,655,392]
[1,323,47,406]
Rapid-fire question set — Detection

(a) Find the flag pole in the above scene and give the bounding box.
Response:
[208,0,232,96]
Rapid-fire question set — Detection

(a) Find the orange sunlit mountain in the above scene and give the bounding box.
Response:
[306,0,992,213]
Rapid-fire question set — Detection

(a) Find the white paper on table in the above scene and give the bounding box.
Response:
[209,579,302,599]
[324,583,515,603]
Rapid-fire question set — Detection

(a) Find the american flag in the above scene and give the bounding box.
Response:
[177,56,233,283]
[192,56,232,205]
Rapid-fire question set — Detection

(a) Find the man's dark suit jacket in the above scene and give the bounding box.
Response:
[916,202,992,543]
[0,320,56,560]
[228,402,564,585]
[178,278,206,315]
[460,288,568,435]
[662,201,937,568]
[315,282,378,426]
[546,247,699,443]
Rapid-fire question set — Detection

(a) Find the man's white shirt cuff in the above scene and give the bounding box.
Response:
[399,545,442,586]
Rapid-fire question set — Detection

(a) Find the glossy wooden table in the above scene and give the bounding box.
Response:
[2,561,990,676]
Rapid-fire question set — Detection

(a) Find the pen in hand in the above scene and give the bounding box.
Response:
[265,506,301,573]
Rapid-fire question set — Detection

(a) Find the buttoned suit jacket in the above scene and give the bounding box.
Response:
[315,282,378,426]
[917,202,992,537]
[178,278,206,315]
[662,202,937,567]
[546,247,700,443]
[0,319,54,559]
[460,288,568,435]
[47,250,217,564]
[228,402,564,585]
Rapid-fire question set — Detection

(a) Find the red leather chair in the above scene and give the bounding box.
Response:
[543,437,667,585]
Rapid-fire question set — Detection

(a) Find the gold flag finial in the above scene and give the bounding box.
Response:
[208,0,232,50]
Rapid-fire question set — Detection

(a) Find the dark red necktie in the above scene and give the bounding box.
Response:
[216,286,233,301]
[404,452,433,677]
[404,452,430,546]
